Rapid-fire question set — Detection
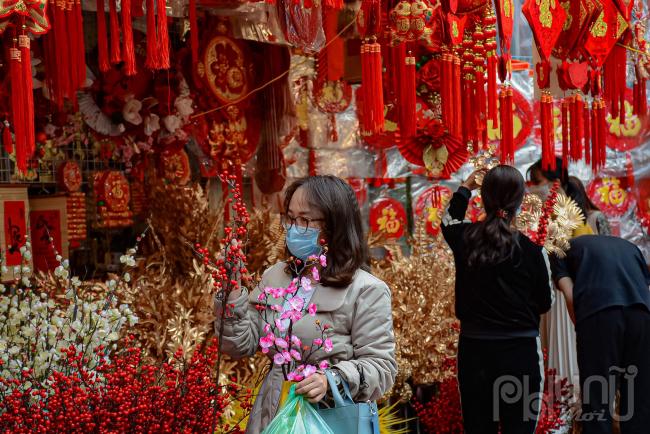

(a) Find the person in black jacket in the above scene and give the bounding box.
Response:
[442,165,554,434]
[553,235,650,434]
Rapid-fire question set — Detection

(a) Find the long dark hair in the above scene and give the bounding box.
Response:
[284,175,369,288]
[565,176,599,220]
[465,165,525,268]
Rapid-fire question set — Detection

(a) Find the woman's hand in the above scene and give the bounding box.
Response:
[462,169,486,191]
[295,372,328,403]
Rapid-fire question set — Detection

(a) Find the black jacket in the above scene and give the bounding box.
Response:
[441,187,553,339]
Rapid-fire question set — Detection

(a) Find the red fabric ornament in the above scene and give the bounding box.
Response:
[108,0,121,64]
[388,0,437,46]
[415,185,452,236]
[357,0,382,38]
[552,0,602,60]
[121,0,137,75]
[583,3,628,67]
[587,176,632,217]
[369,197,407,239]
[96,0,110,72]
[494,0,514,63]
[522,0,567,61]
[18,35,35,158]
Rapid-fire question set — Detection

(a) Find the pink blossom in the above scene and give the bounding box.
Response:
[288,296,305,311]
[323,338,333,353]
[300,277,313,292]
[273,353,286,365]
[303,365,317,378]
[311,267,320,282]
[270,305,282,312]
[287,371,304,382]
[282,351,292,362]
[275,319,286,332]
[275,338,289,349]
[290,349,302,361]
[313,338,323,346]
[259,334,275,354]
[263,286,273,295]
[257,293,266,302]
[269,287,285,298]
[319,360,330,370]
[308,303,317,317]
[319,255,327,267]
[263,324,271,334]
[281,309,302,322]
[291,335,302,347]
[286,280,298,295]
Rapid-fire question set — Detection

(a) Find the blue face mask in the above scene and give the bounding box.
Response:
[285,225,322,261]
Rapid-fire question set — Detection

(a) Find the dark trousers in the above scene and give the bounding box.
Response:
[576,305,650,434]
[458,336,543,434]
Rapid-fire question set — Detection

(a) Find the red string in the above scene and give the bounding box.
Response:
[561,98,568,169]
[569,95,577,161]
[591,101,599,173]
[121,0,137,75]
[74,0,86,88]
[583,103,590,166]
[96,0,110,72]
[575,94,583,161]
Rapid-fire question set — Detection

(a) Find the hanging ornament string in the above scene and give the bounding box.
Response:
[96,0,110,72]
[191,11,359,120]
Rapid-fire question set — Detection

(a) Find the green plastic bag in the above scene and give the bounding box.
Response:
[261,384,335,434]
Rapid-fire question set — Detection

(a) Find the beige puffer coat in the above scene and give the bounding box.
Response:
[215,262,397,434]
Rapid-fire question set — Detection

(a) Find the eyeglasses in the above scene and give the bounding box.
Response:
[281,214,324,235]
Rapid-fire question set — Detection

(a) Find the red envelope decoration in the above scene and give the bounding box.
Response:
[369,197,407,239]
[613,0,634,21]
[494,0,514,52]
[582,0,628,67]
[552,0,603,60]
[522,0,568,61]
[446,13,468,45]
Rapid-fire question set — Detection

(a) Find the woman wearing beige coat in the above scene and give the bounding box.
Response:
[215,175,397,433]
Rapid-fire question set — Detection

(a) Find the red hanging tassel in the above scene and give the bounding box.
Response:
[359,40,384,135]
[569,95,576,161]
[591,100,599,173]
[73,0,86,88]
[372,43,384,133]
[487,54,498,126]
[323,0,343,9]
[474,59,486,148]
[441,53,453,133]
[561,98,569,168]
[499,85,508,163]
[452,55,463,138]
[121,0,137,75]
[156,0,170,69]
[52,1,69,107]
[505,87,514,162]
[399,53,417,138]
[18,35,35,158]
[108,0,121,64]
[9,46,27,173]
[96,0,110,72]
[145,0,159,69]
[541,93,556,171]
[189,0,199,66]
[598,99,607,170]
[3,121,13,155]
[575,93,584,161]
[583,103,590,166]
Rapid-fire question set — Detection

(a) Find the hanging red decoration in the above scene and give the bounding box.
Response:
[357,0,382,38]
[108,0,121,64]
[388,0,437,46]
[561,97,569,168]
[494,0,513,81]
[587,176,633,217]
[360,39,384,136]
[415,185,452,236]
[156,0,170,68]
[398,53,417,139]
[522,0,567,61]
[9,46,27,172]
[583,3,628,68]
[369,197,407,239]
[189,0,199,66]
[145,0,159,69]
[552,0,602,61]
[2,121,13,155]
[121,0,137,75]
[96,0,110,72]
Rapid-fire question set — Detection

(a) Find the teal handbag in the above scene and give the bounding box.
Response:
[316,370,380,434]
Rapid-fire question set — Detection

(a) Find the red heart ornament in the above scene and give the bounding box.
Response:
[568,62,590,89]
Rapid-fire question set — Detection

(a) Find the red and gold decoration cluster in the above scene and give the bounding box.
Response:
[58,162,87,245]
[93,171,134,229]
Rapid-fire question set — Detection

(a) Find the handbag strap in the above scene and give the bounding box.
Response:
[324,369,355,407]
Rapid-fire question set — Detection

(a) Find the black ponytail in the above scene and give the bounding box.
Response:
[464,165,525,268]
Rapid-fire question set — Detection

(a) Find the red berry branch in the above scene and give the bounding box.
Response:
[533,180,560,246]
